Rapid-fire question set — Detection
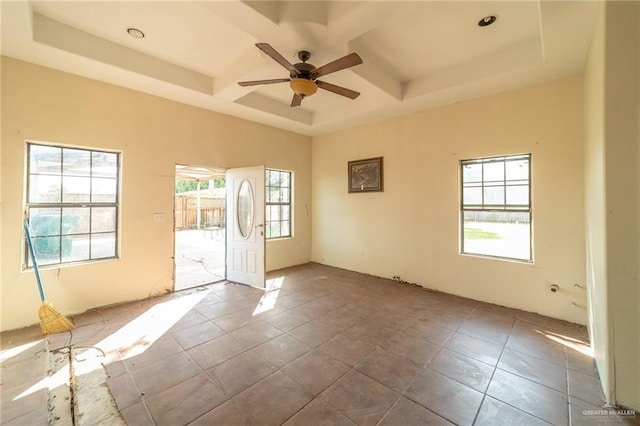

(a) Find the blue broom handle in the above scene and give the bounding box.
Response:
[23,220,46,302]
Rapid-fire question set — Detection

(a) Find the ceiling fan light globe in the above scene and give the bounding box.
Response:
[290,78,318,97]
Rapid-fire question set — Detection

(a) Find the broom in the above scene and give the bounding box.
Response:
[23,219,74,334]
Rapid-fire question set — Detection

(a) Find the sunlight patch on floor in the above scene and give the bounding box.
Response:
[14,288,211,401]
[538,329,593,357]
[0,339,44,364]
[253,276,285,316]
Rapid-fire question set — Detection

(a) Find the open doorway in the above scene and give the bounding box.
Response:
[174,164,226,291]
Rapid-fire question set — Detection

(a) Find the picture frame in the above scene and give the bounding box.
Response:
[348,157,384,193]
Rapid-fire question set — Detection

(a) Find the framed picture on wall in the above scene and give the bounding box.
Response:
[348,157,384,193]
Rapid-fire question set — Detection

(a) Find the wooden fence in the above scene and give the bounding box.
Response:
[175,195,225,230]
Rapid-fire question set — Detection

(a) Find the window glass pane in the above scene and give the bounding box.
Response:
[268,187,281,203]
[63,149,91,176]
[62,207,90,234]
[29,175,61,203]
[281,188,290,203]
[280,172,290,188]
[269,222,281,238]
[281,221,290,237]
[91,233,116,258]
[63,176,91,202]
[281,205,290,222]
[32,236,61,265]
[483,186,504,205]
[462,211,531,260]
[265,169,292,239]
[62,235,90,263]
[92,151,118,177]
[91,207,116,233]
[270,205,280,221]
[91,177,117,202]
[26,143,120,268]
[506,185,529,206]
[30,145,61,174]
[267,171,279,186]
[30,208,61,236]
[462,163,482,183]
[483,162,504,182]
[463,187,482,206]
[506,159,529,181]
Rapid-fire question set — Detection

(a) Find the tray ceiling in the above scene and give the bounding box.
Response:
[1,1,599,136]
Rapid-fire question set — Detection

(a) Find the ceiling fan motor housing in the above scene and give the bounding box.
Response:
[290,62,315,79]
[290,55,318,97]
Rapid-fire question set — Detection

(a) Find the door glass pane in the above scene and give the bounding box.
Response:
[237,179,254,239]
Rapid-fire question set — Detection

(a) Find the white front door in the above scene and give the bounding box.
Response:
[226,166,265,288]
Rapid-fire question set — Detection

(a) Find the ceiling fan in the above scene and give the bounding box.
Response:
[238,43,363,107]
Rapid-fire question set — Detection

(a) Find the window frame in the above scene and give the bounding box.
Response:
[265,168,293,240]
[459,153,532,262]
[24,141,121,269]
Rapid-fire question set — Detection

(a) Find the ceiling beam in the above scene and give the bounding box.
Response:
[32,13,213,95]
[235,93,313,125]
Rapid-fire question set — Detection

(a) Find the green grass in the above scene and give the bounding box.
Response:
[464,227,501,240]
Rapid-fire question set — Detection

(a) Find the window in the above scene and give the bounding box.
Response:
[460,154,531,261]
[265,169,292,239]
[25,143,120,267]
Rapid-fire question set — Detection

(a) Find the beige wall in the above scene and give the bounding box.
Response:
[584,1,640,411]
[583,0,612,404]
[312,76,587,324]
[0,57,312,331]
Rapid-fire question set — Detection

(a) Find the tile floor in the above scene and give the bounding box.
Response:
[2,263,639,425]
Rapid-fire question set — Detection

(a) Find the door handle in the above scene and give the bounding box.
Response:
[255,223,264,228]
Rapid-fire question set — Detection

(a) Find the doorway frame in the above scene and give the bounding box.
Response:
[173,163,227,291]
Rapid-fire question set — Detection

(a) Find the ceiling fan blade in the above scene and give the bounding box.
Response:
[238,78,290,87]
[256,43,300,76]
[312,53,363,78]
[291,93,303,107]
[316,80,360,99]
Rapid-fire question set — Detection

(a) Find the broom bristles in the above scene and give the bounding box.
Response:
[38,301,74,334]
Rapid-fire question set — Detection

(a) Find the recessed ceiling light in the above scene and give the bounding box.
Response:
[478,15,497,27]
[127,28,145,39]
